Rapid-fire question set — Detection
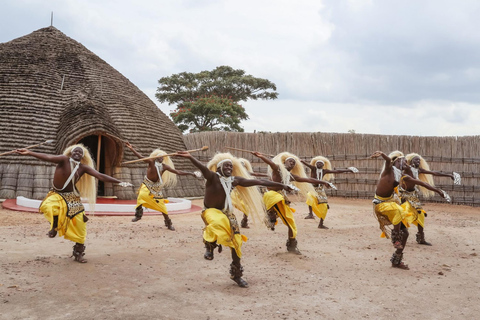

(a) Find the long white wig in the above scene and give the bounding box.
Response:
[310,156,333,181]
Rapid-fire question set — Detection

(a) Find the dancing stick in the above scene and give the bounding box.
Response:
[122,146,209,164]
[224,147,274,158]
[0,139,55,157]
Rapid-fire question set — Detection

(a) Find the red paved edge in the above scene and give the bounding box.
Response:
[1,199,202,216]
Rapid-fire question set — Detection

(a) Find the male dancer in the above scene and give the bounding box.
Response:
[126,143,196,230]
[16,144,132,263]
[399,161,451,245]
[176,151,293,288]
[252,151,333,255]
[371,151,410,269]
[301,156,358,228]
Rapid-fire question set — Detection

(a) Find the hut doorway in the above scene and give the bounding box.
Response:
[78,134,120,196]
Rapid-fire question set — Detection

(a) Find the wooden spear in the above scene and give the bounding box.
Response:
[0,139,55,157]
[224,146,275,158]
[122,146,209,165]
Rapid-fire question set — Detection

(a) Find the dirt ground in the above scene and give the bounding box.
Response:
[0,197,479,320]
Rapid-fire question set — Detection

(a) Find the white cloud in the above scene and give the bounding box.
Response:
[2,0,480,136]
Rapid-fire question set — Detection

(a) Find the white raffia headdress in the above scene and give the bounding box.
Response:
[310,156,333,181]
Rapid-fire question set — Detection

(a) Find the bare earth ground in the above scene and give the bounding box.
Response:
[0,197,479,320]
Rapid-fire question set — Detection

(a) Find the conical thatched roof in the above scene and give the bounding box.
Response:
[0,26,204,199]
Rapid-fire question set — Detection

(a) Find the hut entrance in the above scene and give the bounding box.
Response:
[78,134,119,196]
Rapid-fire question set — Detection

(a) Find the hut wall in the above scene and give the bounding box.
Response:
[183,132,480,207]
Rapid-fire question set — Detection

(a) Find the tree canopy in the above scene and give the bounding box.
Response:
[156,66,278,133]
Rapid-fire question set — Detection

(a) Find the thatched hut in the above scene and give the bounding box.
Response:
[0,26,204,200]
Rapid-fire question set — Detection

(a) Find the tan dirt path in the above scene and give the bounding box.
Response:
[0,197,478,320]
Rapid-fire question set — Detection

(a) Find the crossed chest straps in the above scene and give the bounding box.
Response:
[316,169,325,191]
[217,172,235,213]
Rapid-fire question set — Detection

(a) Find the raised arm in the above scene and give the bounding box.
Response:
[175,151,214,180]
[370,151,390,163]
[252,152,279,172]
[15,149,66,164]
[125,142,145,160]
[300,159,315,171]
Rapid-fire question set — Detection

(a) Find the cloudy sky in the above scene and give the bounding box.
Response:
[2,0,480,136]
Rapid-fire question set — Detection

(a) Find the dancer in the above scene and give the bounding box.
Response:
[175,151,293,288]
[301,156,358,228]
[399,162,451,245]
[371,150,411,270]
[252,151,333,255]
[126,142,196,231]
[16,144,132,263]
[406,153,461,187]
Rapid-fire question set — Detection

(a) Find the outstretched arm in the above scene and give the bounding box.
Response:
[291,174,333,187]
[175,151,214,180]
[15,149,66,164]
[402,175,445,198]
[250,171,269,178]
[418,168,455,180]
[234,176,293,191]
[252,152,279,172]
[324,168,357,174]
[82,165,123,184]
[163,164,197,177]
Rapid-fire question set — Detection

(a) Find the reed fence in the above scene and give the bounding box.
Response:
[183,132,480,207]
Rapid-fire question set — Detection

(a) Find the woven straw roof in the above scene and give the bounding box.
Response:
[0,26,204,199]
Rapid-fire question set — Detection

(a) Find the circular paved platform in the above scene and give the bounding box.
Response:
[2,196,202,216]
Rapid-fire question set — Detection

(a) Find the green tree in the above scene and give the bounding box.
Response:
[156,66,278,133]
[171,95,248,133]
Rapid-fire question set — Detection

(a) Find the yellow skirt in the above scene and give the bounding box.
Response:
[401,201,426,228]
[306,191,328,220]
[136,184,169,214]
[39,191,87,244]
[263,190,298,239]
[374,201,410,238]
[201,208,247,258]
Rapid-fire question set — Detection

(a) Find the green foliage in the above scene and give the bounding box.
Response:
[156,65,278,132]
[170,95,248,133]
